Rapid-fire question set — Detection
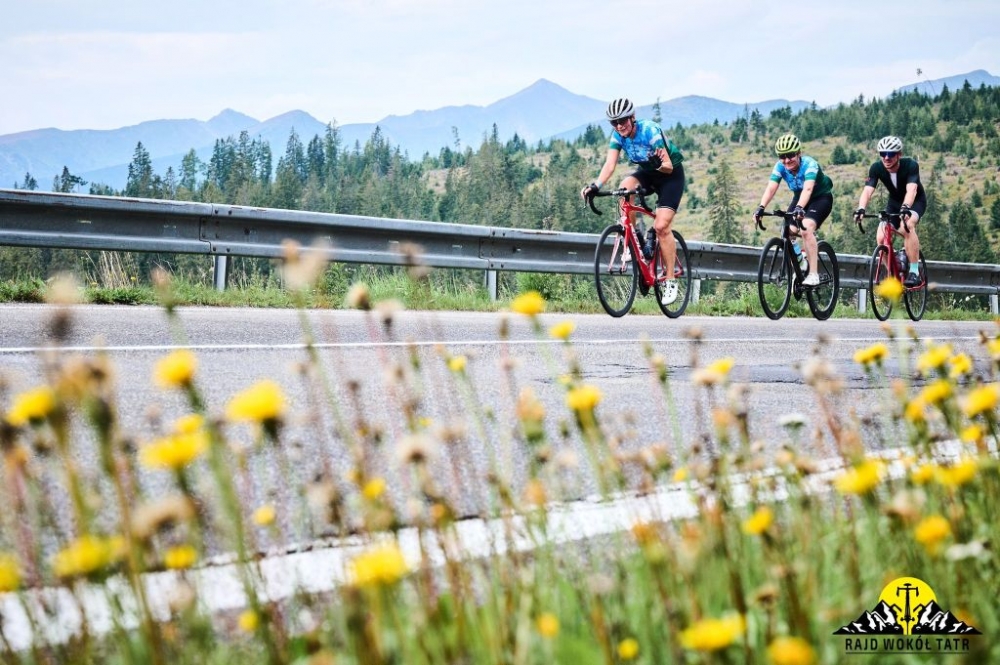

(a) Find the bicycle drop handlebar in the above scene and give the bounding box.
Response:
[856,211,909,236]
[586,186,654,215]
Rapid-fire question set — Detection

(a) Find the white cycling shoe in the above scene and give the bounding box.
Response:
[802,272,820,287]
[660,279,679,305]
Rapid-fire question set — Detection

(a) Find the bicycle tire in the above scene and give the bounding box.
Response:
[594,224,638,317]
[757,238,791,320]
[654,230,692,318]
[904,251,928,321]
[806,241,840,321]
[868,245,893,321]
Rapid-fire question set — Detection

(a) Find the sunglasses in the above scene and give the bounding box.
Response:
[609,117,632,128]
[879,151,900,159]
[778,152,798,160]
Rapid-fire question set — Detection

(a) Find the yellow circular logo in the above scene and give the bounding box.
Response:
[877,577,936,634]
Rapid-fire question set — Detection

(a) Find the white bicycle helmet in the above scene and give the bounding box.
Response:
[606,98,634,121]
[877,136,903,153]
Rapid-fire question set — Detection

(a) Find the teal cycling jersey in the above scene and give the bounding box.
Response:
[609,119,684,171]
[769,155,833,197]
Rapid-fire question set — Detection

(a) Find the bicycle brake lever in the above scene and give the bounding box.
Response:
[586,195,601,215]
[856,221,865,234]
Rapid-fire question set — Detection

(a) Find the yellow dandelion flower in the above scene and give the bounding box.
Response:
[523,478,547,507]
[511,291,545,316]
[874,277,903,302]
[163,544,198,570]
[916,343,953,374]
[153,350,197,389]
[962,383,1000,418]
[536,612,559,638]
[566,384,602,412]
[618,638,640,660]
[919,379,952,405]
[349,541,409,588]
[910,463,936,485]
[139,427,208,470]
[52,535,115,579]
[0,554,21,593]
[767,636,817,665]
[960,424,984,443]
[673,467,690,482]
[948,353,972,378]
[362,477,387,500]
[987,338,1000,360]
[853,343,889,366]
[6,386,56,427]
[238,609,259,632]
[833,459,883,495]
[692,357,736,386]
[548,320,575,340]
[914,515,951,553]
[447,355,467,373]
[226,380,287,423]
[904,397,928,423]
[679,613,745,652]
[516,387,546,423]
[253,504,276,526]
[742,507,774,535]
[934,458,978,487]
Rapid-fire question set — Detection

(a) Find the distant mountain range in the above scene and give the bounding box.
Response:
[2,70,997,191]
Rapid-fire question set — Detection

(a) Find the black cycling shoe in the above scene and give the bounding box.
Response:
[903,272,921,288]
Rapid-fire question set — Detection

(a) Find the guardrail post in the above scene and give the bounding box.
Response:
[484,270,498,301]
[858,288,867,314]
[213,255,229,291]
[690,279,701,304]
[991,294,998,315]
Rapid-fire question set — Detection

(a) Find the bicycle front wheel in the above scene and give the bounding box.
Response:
[904,251,928,321]
[594,224,638,317]
[868,245,893,321]
[806,241,840,321]
[654,230,692,318]
[757,238,791,320]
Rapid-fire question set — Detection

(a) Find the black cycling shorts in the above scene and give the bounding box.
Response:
[788,192,833,229]
[630,163,685,212]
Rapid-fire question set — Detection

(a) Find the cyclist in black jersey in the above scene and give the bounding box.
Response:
[853,136,926,287]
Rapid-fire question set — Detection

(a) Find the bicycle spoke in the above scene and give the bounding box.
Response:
[806,241,839,320]
[868,245,893,321]
[904,251,929,321]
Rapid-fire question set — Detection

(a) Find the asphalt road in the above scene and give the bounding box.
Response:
[1,304,994,552]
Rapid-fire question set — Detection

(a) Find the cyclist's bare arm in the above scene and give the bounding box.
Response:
[596,148,622,187]
[857,184,877,210]
[903,182,919,208]
[758,180,780,209]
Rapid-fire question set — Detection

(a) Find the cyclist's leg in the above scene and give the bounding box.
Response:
[619,174,642,228]
[650,165,685,278]
[800,195,832,273]
[902,198,925,266]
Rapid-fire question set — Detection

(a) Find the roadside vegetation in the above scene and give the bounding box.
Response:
[1,260,999,663]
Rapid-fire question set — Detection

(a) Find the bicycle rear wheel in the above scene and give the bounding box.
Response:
[904,251,928,321]
[757,238,791,320]
[806,241,840,320]
[654,230,692,318]
[868,245,893,321]
[594,224,638,317]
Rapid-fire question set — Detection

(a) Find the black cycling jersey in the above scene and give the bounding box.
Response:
[865,157,926,204]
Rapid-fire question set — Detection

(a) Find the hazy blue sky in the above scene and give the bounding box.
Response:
[3,0,998,135]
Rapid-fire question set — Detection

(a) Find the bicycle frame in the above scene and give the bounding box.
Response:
[866,212,924,290]
[591,187,682,287]
[759,210,808,285]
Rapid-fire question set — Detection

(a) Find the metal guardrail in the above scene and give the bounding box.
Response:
[2,189,999,305]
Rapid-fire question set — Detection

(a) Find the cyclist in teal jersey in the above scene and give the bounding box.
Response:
[752,134,834,286]
[853,136,926,287]
[581,98,686,305]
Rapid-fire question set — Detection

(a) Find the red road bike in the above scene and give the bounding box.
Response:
[858,211,928,321]
[588,186,692,317]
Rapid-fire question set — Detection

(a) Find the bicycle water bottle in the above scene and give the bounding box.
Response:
[644,228,657,260]
[896,249,908,273]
